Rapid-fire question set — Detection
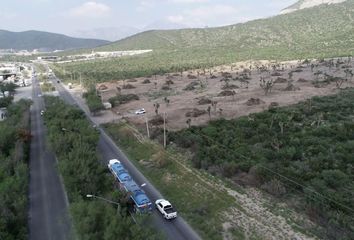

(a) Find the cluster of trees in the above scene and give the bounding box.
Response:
[0,83,17,108]
[0,99,31,240]
[108,94,139,108]
[82,86,104,115]
[169,89,354,239]
[43,96,160,239]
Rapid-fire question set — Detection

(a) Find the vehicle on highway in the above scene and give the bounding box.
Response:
[40,110,45,116]
[108,159,153,213]
[155,199,177,220]
[135,108,146,115]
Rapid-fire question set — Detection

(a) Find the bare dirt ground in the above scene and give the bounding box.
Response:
[88,57,354,131]
[221,187,319,240]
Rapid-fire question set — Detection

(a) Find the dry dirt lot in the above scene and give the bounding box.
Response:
[64,57,353,240]
[92,57,353,131]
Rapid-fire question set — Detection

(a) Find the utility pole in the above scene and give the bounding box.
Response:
[163,112,167,148]
[79,72,83,94]
[145,117,150,139]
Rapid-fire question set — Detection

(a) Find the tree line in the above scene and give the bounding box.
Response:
[0,99,31,240]
[43,96,161,240]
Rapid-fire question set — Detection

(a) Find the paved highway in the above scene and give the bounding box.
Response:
[50,77,201,240]
[28,76,72,240]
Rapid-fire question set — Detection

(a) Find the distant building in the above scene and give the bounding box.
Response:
[37,56,58,61]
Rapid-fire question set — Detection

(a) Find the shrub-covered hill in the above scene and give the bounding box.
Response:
[98,0,354,55]
[56,0,354,83]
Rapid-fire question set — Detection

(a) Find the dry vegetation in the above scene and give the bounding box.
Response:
[93,57,353,130]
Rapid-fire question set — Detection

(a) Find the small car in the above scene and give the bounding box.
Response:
[135,108,146,115]
[155,199,177,220]
[40,110,45,116]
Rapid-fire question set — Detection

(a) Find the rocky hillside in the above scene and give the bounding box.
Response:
[281,0,347,14]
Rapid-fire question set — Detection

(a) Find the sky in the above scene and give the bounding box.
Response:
[0,0,297,38]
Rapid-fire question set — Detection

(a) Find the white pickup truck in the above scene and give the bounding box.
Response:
[155,199,177,220]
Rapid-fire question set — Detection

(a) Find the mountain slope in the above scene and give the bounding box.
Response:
[97,0,354,53]
[59,0,354,83]
[0,30,110,51]
[281,0,347,14]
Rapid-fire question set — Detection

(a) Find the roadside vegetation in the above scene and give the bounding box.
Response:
[43,96,161,240]
[168,89,354,239]
[104,122,240,240]
[0,99,31,240]
[82,86,104,115]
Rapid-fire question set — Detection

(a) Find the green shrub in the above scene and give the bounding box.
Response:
[108,94,139,107]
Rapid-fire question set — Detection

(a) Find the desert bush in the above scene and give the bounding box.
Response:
[149,115,164,126]
[122,84,136,89]
[271,72,282,77]
[261,179,287,197]
[218,90,235,97]
[187,74,197,79]
[185,108,207,117]
[151,150,169,168]
[245,98,265,106]
[197,97,212,105]
[161,84,172,91]
[166,79,174,85]
[108,94,139,107]
[274,77,287,83]
[184,82,199,91]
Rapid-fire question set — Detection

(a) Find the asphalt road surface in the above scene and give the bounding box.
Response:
[28,76,72,240]
[50,77,201,240]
